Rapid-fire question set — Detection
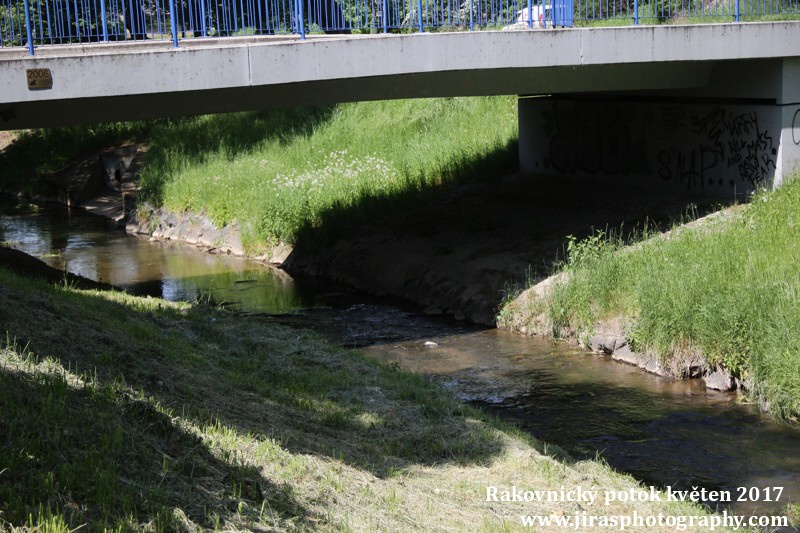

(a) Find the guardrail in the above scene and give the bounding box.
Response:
[1,0,798,54]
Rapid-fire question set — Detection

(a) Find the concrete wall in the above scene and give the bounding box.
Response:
[519,59,800,197]
[519,97,784,197]
[776,58,800,188]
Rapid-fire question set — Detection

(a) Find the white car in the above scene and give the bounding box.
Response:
[502,4,552,29]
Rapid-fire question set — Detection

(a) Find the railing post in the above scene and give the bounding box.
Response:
[382,0,388,32]
[527,0,532,27]
[417,0,424,31]
[201,0,207,36]
[169,0,179,46]
[734,0,740,21]
[297,0,306,39]
[100,0,109,42]
[23,0,34,55]
[469,0,473,30]
[633,0,639,24]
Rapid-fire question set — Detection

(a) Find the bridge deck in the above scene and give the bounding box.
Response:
[1,23,799,129]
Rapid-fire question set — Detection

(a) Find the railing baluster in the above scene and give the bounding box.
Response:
[298,0,306,38]
[100,0,109,41]
[169,0,179,45]
[469,0,473,30]
[527,0,532,27]
[23,0,34,54]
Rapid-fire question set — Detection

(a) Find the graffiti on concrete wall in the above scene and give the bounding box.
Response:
[541,101,777,193]
[656,107,776,191]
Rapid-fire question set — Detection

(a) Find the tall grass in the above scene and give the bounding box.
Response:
[537,178,800,419]
[140,97,519,249]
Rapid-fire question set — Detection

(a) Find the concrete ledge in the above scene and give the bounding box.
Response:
[1,22,799,129]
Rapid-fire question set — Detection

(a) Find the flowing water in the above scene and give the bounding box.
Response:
[2,203,799,527]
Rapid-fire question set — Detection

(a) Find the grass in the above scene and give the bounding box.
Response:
[139,97,519,250]
[500,177,800,420]
[0,123,149,195]
[0,98,518,250]
[0,265,726,531]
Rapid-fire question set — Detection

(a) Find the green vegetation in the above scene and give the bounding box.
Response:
[140,97,518,249]
[0,98,518,250]
[0,123,149,194]
[0,266,720,531]
[501,178,800,420]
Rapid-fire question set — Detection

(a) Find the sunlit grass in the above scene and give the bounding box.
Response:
[139,97,519,250]
[0,266,721,531]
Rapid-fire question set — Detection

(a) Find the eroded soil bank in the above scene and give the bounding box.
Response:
[282,174,719,325]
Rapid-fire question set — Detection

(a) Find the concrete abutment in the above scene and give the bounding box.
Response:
[518,57,800,197]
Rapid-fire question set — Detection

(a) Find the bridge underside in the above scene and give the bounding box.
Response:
[1,24,799,196]
[2,61,719,130]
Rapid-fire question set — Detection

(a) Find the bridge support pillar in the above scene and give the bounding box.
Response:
[518,59,800,198]
[775,58,800,190]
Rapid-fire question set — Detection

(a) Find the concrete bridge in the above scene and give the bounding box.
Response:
[1,22,799,196]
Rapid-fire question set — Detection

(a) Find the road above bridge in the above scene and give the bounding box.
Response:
[1,22,799,130]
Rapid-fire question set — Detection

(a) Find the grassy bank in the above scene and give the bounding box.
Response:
[140,97,518,249]
[0,98,518,250]
[500,178,800,420]
[0,265,723,531]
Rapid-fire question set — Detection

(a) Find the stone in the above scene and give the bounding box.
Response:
[184,227,201,245]
[644,359,663,375]
[704,369,736,391]
[611,345,642,365]
[198,228,221,248]
[589,335,605,352]
[268,243,293,264]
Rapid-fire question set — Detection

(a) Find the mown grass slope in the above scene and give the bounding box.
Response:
[0,266,721,531]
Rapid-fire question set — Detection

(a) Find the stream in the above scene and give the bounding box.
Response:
[2,203,799,527]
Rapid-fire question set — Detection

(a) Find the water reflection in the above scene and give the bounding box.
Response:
[0,205,321,314]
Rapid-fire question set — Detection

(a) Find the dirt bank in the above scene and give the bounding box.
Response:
[284,173,720,325]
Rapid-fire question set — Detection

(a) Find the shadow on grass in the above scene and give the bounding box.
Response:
[0,265,563,529]
[289,137,521,250]
[0,358,311,530]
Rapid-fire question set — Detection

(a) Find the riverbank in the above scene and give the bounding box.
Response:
[0,263,724,531]
[498,178,800,420]
[4,101,799,419]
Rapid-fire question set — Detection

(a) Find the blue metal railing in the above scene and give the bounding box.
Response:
[1,0,798,54]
